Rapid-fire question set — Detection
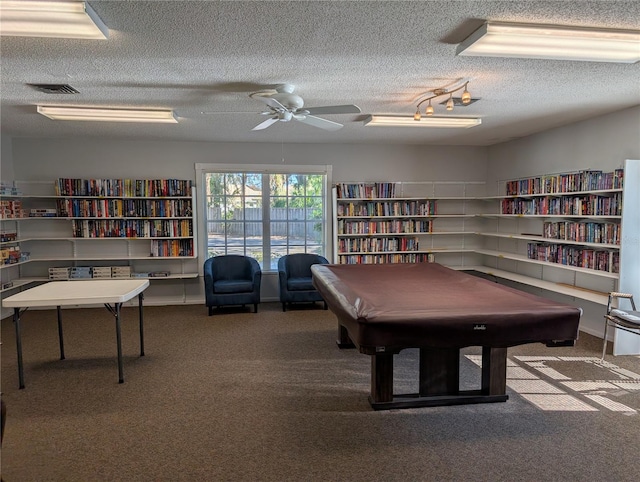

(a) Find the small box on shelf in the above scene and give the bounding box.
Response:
[111,266,132,278]
[0,231,17,242]
[91,267,113,279]
[49,267,70,280]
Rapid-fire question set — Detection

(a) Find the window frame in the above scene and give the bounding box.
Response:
[195,163,333,272]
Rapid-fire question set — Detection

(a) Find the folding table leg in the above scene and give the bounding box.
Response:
[138,292,145,356]
[56,305,65,360]
[13,308,25,389]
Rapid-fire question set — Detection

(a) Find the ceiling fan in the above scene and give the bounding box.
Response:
[249,84,361,131]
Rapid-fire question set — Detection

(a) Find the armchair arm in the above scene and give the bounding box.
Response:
[278,256,289,300]
[248,257,262,291]
[607,292,637,313]
[204,258,215,294]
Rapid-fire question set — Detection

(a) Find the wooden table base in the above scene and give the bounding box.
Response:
[368,346,509,410]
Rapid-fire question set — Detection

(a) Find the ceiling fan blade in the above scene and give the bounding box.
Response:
[252,117,279,131]
[251,93,287,111]
[200,111,256,115]
[304,104,361,115]
[295,115,343,131]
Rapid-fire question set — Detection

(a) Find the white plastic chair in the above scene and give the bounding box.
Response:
[602,292,640,359]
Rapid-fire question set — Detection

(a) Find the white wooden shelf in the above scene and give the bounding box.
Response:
[337,231,470,237]
[337,248,475,256]
[476,232,620,249]
[475,249,619,279]
[336,214,475,219]
[479,188,622,200]
[460,266,609,305]
[478,214,622,220]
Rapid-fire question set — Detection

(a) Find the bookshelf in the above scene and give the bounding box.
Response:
[477,162,639,354]
[333,181,485,267]
[478,168,623,281]
[0,178,198,299]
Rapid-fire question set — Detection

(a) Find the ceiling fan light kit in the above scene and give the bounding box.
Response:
[37,106,178,123]
[0,0,109,39]
[364,115,482,129]
[456,21,640,63]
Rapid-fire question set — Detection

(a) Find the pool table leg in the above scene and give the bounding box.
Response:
[370,352,394,403]
[481,346,507,395]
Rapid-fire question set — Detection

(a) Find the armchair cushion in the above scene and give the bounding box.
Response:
[287,277,315,291]
[215,280,254,293]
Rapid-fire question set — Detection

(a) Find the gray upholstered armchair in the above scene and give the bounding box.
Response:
[204,255,262,314]
[278,253,329,312]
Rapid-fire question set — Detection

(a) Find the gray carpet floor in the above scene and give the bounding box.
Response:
[1,302,639,481]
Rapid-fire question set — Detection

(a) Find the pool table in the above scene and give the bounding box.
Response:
[311,262,582,410]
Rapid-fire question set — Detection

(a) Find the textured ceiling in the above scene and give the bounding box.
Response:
[1,0,639,146]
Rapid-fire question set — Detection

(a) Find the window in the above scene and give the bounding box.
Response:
[202,167,329,270]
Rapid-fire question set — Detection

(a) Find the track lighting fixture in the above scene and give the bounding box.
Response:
[414,81,473,120]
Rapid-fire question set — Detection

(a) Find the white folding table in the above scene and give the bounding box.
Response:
[2,279,150,389]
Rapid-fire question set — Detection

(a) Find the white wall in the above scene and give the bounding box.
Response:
[485,105,640,339]
[486,105,640,194]
[0,133,14,181]
[11,139,487,183]
[7,138,488,307]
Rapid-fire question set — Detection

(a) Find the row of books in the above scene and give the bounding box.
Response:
[505,169,624,196]
[542,221,620,245]
[336,182,397,199]
[527,242,619,273]
[54,178,193,198]
[71,219,193,238]
[57,198,193,218]
[150,239,194,257]
[338,253,435,264]
[338,237,419,253]
[337,200,437,217]
[49,266,133,280]
[501,193,622,216]
[338,219,433,235]
[0,200,27,219]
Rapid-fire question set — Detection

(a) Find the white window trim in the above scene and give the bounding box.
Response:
[195,163,333,273]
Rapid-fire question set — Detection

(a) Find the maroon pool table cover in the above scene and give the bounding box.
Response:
[311,263,581,351]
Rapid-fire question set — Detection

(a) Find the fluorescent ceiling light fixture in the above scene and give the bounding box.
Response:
[456,22,640,63]
[364,115,481,129]
[37,106,178,123]
[0,1,108,39]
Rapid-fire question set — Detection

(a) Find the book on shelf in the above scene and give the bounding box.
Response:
[29,208,57,217]
[338,253,434,264]
[501,193,622,216]
[505,168,624,196]
[337,200,436,217]
[336,182,397,199]
[526,242,619,273]
[0,231,17,242]
[55,178,193,198]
